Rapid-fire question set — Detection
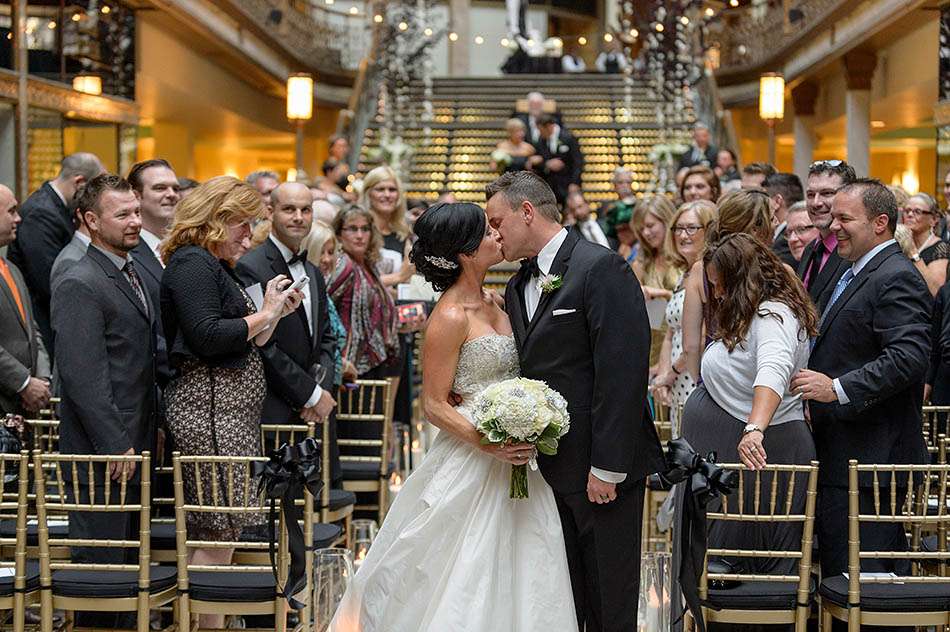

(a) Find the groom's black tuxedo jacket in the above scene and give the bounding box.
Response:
[505,230,664,494]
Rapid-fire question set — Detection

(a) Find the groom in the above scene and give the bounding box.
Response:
[486,171,664,632]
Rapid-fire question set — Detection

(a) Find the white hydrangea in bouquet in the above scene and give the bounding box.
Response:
[490,149,513,174]
[472,378,571,498]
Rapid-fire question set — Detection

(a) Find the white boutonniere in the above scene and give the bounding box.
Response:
[558,144,569,154]
[537,274,563,295]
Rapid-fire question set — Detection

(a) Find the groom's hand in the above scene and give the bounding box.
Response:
[587,473,617,505]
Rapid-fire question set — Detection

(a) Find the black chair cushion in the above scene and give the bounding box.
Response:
[52,566,177,598]
[819,575,950,612]
[327,488,356,511]
[150,521,177,550]
[312,522,343,549]
[341,461,392,481]
[0,561,39,596]
[187,571,276,603]
[0,519,69,546]
[704,578,816,610]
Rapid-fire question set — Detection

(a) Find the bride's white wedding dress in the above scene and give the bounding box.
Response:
[329,334,577,632]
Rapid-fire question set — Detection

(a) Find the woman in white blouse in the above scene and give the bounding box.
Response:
[678,233,818,578]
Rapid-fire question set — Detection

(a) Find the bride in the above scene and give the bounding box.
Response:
[329,202,577,631]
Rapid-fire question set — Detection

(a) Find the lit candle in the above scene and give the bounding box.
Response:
[410,439,423,471]
[353,540,371,570]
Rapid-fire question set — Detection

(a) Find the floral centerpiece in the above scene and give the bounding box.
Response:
[472,378,571,498]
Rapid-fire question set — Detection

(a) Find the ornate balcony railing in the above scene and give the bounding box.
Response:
[226,0,369,78]
[712,0,847,77]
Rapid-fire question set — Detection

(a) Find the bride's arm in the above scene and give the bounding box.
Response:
[421,306,531,465]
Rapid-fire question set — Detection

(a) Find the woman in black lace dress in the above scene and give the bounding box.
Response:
[903,192,949,295]
[160,176,302,629]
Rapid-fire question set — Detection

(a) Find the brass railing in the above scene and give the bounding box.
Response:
[713,0,846,74]
[228,0,369,75]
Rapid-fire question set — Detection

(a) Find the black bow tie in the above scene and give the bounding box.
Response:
[521,256,540,277]
[288,250,308,266]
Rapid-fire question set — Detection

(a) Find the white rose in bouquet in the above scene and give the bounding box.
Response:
[472,378,571,498]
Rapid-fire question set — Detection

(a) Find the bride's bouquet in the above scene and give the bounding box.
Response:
[472,378,571,499]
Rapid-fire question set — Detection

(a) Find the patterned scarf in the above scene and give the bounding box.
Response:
[327,254,399,375]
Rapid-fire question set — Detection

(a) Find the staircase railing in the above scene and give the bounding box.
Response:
[339,4,384,174]
[691,66,739,160]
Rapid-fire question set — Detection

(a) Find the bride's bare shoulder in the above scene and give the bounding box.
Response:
[427,300,470,340]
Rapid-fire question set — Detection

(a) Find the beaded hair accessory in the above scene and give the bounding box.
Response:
[425,255,458,270]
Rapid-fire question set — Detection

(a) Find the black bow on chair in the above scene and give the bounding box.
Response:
[254,437,323,609]
[650,437,738,632]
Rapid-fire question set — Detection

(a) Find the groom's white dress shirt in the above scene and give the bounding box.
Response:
[524,228,627,485]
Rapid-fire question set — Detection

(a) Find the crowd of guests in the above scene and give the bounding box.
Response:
[3,121,950,630]
[561,152,938,631]
[0,144,437,627]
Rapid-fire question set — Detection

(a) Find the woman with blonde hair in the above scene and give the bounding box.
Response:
[653,200,716,434]
[631,195,682,371]
[160,176,302,629]
[489,118,536,174]
[301,220,357,387]
[361,165,415,288]
[681,188,775,381]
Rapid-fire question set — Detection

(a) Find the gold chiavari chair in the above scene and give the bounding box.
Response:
[819,459,950,631]
[33,451,177,632]
[690,461,819,632]
[259,423,346,549]
[923,406,950,460]
[172,453,310,632]
[0,452,36,632]
[337,379,396,524]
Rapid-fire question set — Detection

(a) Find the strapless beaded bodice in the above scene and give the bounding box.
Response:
[451,335,520,398]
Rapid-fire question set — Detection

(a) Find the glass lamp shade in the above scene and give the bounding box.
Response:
[287,73,314,120]
[759,73,785,121]
[72,75,102,95]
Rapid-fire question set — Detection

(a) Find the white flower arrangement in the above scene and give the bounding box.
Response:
[648,142,690,164]
[491,149,513,174]
[537,273,562,295]
[472,378,571,498]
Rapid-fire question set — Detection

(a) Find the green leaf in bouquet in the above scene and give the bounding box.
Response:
[536,436,558,456]
[488,430,507,443]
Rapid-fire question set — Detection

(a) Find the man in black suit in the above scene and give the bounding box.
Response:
[128,159,179,387]
[676,122,717,174]
[791,180,931,600]
[487,171,664,632]
[764,172,804,268]
[511,91,565,144]
[8,152,105,354]
[529,114,584,207]
[236,181,337,427]
[52,174,156,602]
[797,160,856,313]
[0,184,51,417]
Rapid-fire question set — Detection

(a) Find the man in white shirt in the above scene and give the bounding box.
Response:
[565,191,610,248]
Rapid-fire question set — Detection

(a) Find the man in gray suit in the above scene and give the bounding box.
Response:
[49,205,90,295]
[0,184,51,416]
[51,174,156,622]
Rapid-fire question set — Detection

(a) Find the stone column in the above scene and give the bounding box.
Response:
[791,81,819,183]
[843,50,877,178]
[448,0,470,77]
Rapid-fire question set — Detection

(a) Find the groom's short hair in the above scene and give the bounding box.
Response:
[485,171,561,223]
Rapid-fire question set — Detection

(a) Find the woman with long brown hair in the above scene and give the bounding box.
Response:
[677,232,817,593]
[680,188,775,380]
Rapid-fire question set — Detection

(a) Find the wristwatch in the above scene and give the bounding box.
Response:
[742,423,763,435]
[910,253,921,262]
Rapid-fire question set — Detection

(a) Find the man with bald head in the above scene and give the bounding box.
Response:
[236,182,337,429]
[511,90,565,143]
[8,152,105,354]
[0,184,51,417]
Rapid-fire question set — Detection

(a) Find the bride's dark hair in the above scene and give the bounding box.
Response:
[410,202,486,291]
